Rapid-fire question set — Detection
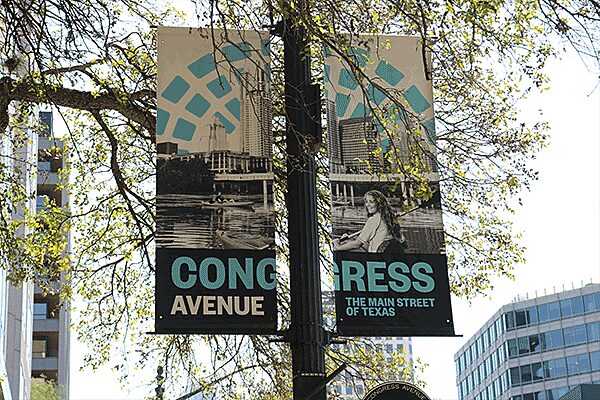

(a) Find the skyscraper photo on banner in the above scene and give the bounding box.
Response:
[325,36,455,336]
[155,27,276,334]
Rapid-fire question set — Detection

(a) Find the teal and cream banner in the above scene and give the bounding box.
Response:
[157,27,272,155]
[155,27,276,334]
[325,36,455,336]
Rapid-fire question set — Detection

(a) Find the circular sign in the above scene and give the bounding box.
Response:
[363,381,432,400]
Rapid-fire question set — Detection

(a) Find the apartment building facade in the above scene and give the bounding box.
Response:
[32,110,70,397]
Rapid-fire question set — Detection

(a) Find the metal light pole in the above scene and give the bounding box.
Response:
[280,13,327,400]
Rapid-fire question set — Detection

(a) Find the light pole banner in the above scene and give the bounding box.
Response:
[155,27,276,334]
[325,35,455,336]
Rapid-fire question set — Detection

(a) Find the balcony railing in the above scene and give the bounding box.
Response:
[38,161,51,172]
[33,318,60,332]
[37,171,60,186]
[32,356,58,371]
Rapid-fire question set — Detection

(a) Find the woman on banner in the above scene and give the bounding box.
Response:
[333,189,407,254]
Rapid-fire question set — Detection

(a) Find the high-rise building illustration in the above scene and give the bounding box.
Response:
[454,283,600,400]
[208,116,229,152]
[338,116,382,173]
[327,109,438,176]
[241,66,272,158]
[326,100,343,172]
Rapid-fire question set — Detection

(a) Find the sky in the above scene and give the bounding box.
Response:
[412,49,600,399]
[68,19,600,400]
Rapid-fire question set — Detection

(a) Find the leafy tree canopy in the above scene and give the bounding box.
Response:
[30,377,61,400]
[0,0,598,397]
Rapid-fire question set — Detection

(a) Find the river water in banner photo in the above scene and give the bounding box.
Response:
[156,194,275,249]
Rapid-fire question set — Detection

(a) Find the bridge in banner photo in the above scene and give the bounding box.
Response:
[330,172,439,207]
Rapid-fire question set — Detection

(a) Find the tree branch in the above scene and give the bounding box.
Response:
[0,75,156,137]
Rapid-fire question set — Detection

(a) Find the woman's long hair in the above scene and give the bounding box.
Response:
[365,190,404,241]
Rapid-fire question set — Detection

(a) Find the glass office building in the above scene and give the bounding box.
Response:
[455,283,600,400]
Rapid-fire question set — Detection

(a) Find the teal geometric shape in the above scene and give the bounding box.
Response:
[225,98,241,121]
[335,93,351,117]
[324,65,331,83]
[223,42,252,62]
[375,61,404,86]
[381,138,390,152]
[349,47,369,68]
[162,76,190,104]
[177,149,189,155]
[156,108,170,136]
[367,84,387,105]
[405,85,430,113]
[422,118,436,143]
[338,68,358,90]
[323,46,332,58]
[233,68,246,84]
[185,94,211,119]
[264,64,271,82]
[214,112,235,134]
[173,118,196,141]
[350,102,370,119]
[188,54,216,79]
[207,76,232,99]
[261,39,270,57]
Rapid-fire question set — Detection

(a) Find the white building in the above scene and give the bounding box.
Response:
[32,111,71,398]
[0,109,71,400]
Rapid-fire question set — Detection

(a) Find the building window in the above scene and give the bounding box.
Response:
[588,322,600,341]
[560,297,584,318]
[547,301,561,320]
[584,292,600,312]
[548,387,568,399]
[566,353,590,374]
[520,364,533,383]
[526,306,538,324]
[477,336,484,356]
[33,302,47,319]
[529,335,541,353]
[563,325,587,346]
[515,310,527,327]
[531,362,543,381]
[543,329,564,350]
[504,312,515,330]
[509,367,521,386]
[518,336,530,355]
[32,338,47,358]
[544,358,567,379]
[591,350,600,371]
